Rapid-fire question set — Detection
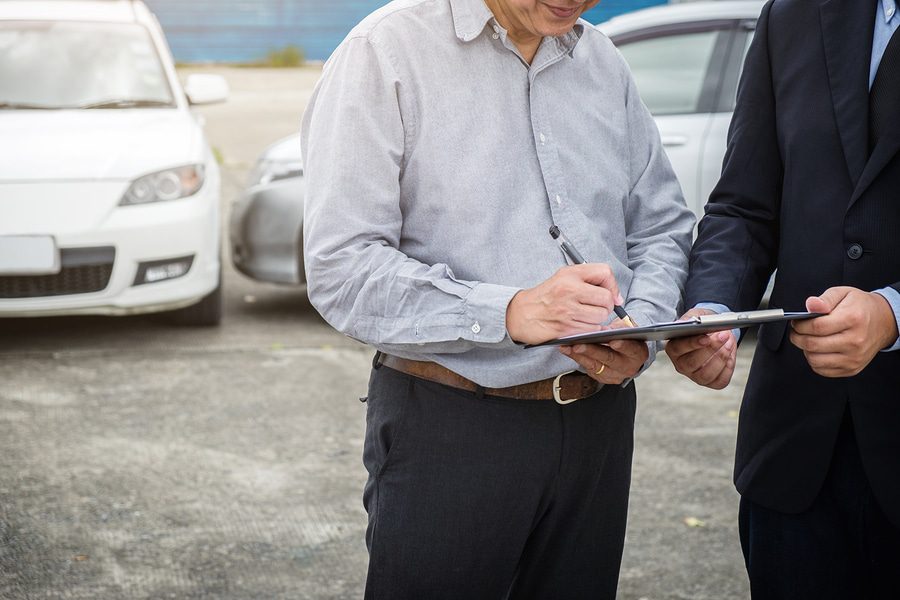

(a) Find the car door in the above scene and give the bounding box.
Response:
[612,21,746,221]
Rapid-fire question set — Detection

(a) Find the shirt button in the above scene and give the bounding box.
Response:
[539,133,546,144]
[471,323,481,334]
[847,243,864,260]
[555,194,562,205]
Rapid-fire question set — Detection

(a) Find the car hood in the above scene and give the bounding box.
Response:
[0,109,206,181]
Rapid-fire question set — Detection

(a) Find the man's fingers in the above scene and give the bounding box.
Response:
[573,281,616,313]
[590,360,630,384]
[691,343,735,386]
[802,350,860,377]
[573,341,648,366]
[791,312,849,337]
[805,295,833,315]
[569,304,613,327]
[671,332,734,376]
[676,345,727,376]
[560,346,629,382]
[667,330,730,361]
[665,335,711,359]
[664,311,737,390]
[798,287,856,336]
[608,339,648,360]
[570,343,617,367]
[707,361,736,390]
[563,341,646,379]
[507,264,625,345]
[804,351,840,369]
[805,287,853,315]
[571,263,620,301]
[790,330,848,353]
[699,337,734,369]
[664,308,721,360]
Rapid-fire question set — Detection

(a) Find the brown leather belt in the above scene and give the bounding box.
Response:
[378,354,602,402]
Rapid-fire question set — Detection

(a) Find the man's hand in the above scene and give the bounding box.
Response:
[790,287,898,377]
[559,337,650,385]
[506,264,621,345]
[665,308,737,390]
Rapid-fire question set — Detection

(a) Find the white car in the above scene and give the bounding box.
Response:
[0,0,229,325]
[599,1,766,220]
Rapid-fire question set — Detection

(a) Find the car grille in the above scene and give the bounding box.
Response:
[0,247,115,299]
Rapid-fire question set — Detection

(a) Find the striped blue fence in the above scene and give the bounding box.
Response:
[144,0,668,63]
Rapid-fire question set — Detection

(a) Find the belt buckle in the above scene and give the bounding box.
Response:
[553,370,586,405]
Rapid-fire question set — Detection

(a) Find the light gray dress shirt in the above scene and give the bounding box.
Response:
[301,0,695,387]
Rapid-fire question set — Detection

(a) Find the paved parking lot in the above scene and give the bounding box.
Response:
[0,67,751,599]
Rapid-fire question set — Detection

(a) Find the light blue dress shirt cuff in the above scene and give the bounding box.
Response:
[873,287,900,352]
[694,302,741,342]
[467,282,523,349]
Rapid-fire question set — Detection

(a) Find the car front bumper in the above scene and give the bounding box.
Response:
[0,177,220,317]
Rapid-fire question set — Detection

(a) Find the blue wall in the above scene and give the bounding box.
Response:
[145,0,668,63]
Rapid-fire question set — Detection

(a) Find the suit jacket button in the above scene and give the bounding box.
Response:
[847,243,864,260]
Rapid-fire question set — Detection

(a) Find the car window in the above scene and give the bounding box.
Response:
[0,21,175,109]
[617,30,720,116]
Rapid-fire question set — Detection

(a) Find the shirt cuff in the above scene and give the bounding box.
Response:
[873,287,900,352]
[694,302,741,342]
[464,282,522,349]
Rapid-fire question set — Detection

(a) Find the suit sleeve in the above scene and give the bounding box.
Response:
[684,0,782,311]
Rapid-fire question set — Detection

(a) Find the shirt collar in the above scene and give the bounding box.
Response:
[558,23,585,55]
[449,0,494,42]
[449,0,584,52]
[881,0,897,23]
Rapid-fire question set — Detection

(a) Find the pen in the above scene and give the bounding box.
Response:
[549,225,637,328]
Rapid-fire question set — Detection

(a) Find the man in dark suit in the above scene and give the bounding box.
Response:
[666,0,900,597]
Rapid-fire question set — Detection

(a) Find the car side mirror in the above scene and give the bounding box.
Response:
[184,74,229,105]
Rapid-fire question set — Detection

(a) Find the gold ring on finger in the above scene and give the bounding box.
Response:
[595,364,606,376]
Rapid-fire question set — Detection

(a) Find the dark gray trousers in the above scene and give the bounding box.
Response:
[362,363,636,600]
[739,409,900,599]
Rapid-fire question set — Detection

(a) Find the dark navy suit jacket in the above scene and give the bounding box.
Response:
[686,0,900,526]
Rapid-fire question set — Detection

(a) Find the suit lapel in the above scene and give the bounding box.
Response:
[851,125,900,205]
[819,0,877,190]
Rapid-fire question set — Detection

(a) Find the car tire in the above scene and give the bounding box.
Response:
[163,274,223,326]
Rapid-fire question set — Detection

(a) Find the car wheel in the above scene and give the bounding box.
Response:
[163,274,222,326]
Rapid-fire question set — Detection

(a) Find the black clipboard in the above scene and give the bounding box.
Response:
[524,309,821,347]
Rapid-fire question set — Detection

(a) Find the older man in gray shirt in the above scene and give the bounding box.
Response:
[301,0,694,597]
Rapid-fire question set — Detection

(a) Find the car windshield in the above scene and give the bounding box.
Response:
[0,21,175,109]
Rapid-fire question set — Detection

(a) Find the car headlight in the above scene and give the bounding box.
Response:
[247,159,303,187]
[120,165,205,206]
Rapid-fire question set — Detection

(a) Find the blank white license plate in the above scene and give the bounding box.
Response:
[0,236,61,275]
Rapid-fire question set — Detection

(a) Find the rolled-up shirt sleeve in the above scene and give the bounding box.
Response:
[301,36,520,354]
